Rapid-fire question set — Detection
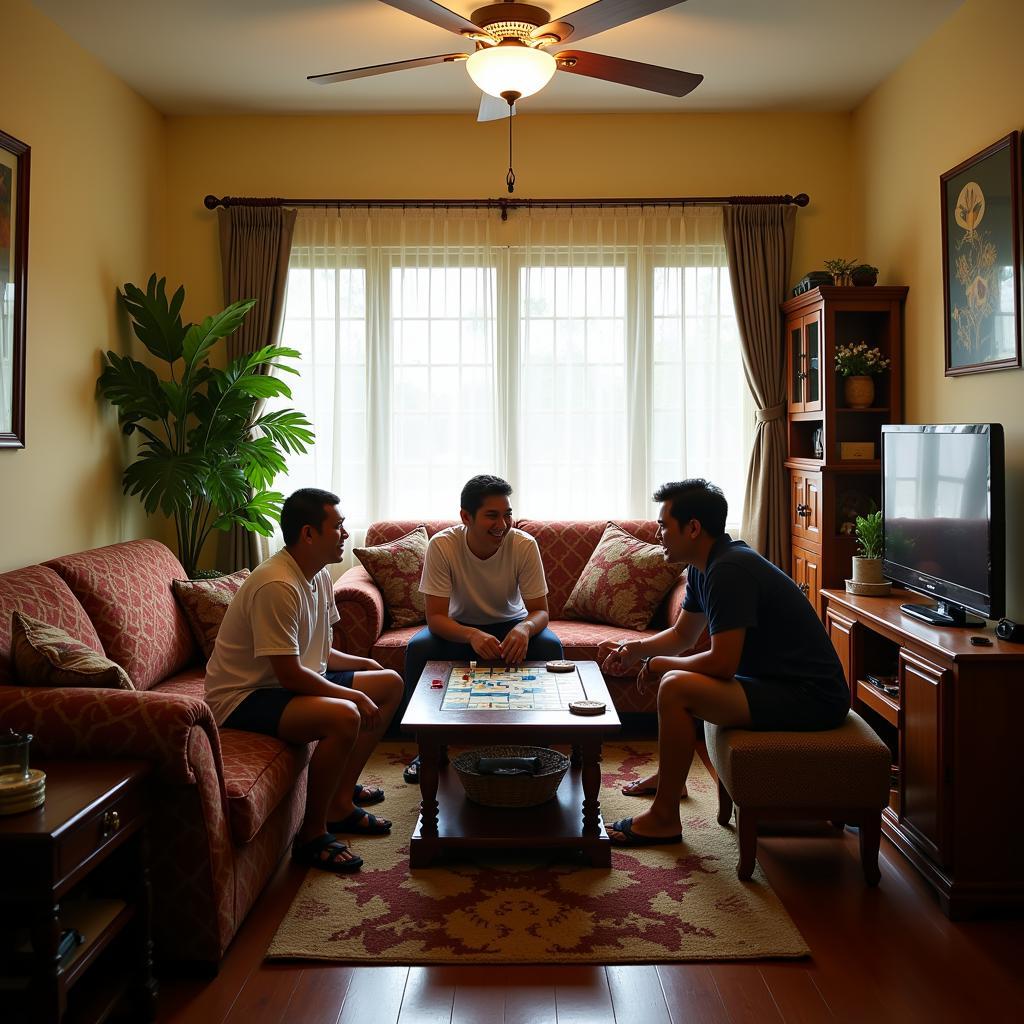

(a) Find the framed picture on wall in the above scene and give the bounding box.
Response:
[940,131,1021,376]
[0,128,30,448]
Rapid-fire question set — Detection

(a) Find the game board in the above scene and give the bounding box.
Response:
[439,664,586,711]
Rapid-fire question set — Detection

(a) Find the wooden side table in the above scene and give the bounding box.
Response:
[0,760,157,1023]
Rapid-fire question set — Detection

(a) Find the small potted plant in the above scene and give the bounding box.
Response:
[851,263,879,287]
[835,341,890,408]
[823,257,858,286]
[850,510,889,591]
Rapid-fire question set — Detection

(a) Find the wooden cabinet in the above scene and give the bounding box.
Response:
[822,588,1024,918]
[0,761,156,1023]
[783,286,907,613]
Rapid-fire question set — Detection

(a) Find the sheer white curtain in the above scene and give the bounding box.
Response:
[270,204,752,562]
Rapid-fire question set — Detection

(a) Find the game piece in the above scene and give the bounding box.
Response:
[545,660,575,673]
[569,700,606,716]
[430,678,444,689]
[469,660,477,670]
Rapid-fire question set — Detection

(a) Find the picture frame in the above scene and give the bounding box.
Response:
[0,128,30,448]
[940,131,1021,377]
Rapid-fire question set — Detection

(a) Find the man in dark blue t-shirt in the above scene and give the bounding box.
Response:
[599,478,850,847]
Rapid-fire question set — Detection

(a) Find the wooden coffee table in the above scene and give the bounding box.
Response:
[401,660,621,867]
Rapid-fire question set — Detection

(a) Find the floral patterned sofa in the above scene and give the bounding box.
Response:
[334,519,706,715]
[0,540,309,966]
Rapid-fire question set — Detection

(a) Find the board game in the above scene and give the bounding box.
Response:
[439,664,586,711]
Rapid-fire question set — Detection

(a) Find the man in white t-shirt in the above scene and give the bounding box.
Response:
[204,488,403,873]
[402,474,563,782]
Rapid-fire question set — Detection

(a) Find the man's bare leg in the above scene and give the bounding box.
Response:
[325,669,403,824]
[609,670,752,841]
[278,695,362,865]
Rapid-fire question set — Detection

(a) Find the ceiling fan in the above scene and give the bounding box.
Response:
[309,1,703,123]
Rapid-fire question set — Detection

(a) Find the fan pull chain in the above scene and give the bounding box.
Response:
[502,90,520,194]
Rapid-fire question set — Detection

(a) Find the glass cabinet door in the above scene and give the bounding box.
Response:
[804,312,822,411]
[790,321,805,410]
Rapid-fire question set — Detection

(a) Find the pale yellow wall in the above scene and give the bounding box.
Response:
[163,110,855,319]
[852,0,1024,618]
[0,0,165,571]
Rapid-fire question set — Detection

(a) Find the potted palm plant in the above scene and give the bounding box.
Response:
[98,275,314,578]
[849,510,890,593]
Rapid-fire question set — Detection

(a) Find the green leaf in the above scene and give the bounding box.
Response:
[232,374,293,400]
[211,490,285,537]
[119,275,188,363]
[253,409,315,453]
[236,436,288,489]
[121,444,207,517]
[97,352,170,429]
[181,299,257,378]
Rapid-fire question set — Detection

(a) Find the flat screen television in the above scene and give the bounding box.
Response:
[881,423,1005,626]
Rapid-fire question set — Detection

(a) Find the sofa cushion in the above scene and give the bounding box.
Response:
[218,728,312,845]
[563,522,684,630]
[354,526,428,628]
[365,520,457,547]
[46,540,198,691]
[0,564,103,685]
[172,570,250,659]
[516,520,660,618]
[11,612,134,689]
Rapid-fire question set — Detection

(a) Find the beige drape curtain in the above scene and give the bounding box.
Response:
[723,204,796,568]
[216,205,298,571]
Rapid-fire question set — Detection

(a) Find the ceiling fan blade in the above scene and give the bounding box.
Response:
[535,0,686,45]
[308,53,469,85]
[379,0,481,36]
[478,94,518,122]
[554,50,702,97]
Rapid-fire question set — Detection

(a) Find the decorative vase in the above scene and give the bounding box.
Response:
[851,557,886,585]
[844,375,875,408]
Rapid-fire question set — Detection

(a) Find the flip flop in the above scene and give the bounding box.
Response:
[327,808,392,835]
[353,783,385,806]
[403,756,420,784]
[621,780,658,797]
[608,817,681,847]
[291,833,363,873]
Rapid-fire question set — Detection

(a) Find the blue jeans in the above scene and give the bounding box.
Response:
[402,620,563,712]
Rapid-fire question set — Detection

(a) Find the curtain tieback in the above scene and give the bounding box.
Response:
[755,403,786,424]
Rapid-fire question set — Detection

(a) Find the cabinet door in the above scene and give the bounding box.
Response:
[788,316,806,412]
[790,470,822,543]
[899,650,949,864]
[825,607,855,697]
[792,544,822,618]
[801,310,823,412]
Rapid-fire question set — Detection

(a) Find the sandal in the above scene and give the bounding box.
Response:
[292,833,363,873]
[353,783,385,806]
[621,779,658,797]
[608,817,681,847]
[327,808,392,835]
[403,756,420,784]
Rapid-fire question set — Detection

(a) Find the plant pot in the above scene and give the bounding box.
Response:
[831,273,852,286]
[843,375,875,408]
[851,557,886,585]
[852,270,877,286]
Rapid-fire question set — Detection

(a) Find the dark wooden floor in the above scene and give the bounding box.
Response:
[157,758,1024,1024]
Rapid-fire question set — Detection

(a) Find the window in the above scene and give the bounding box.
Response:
[269,206,752,547]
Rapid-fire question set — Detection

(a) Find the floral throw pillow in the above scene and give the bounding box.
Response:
[172,570,250,659]
[11,611,134,689]
[354,526,429,628]
[563,523,684,631]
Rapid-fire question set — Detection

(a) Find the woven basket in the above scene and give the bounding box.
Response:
[452,745,570,808]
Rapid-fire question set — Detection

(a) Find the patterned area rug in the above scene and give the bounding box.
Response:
[268,741,808,964]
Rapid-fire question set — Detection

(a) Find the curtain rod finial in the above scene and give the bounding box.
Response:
[204,195,222,210]
[793,193,810,207]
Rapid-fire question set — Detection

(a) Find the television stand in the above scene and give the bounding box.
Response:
[822,587,1024,919]
[900,599,984,628]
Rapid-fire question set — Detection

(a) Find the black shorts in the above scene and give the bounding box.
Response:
[738,676,849,732]
[223,671,357,737]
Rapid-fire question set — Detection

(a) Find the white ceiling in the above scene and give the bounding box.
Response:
[32,0,963,116]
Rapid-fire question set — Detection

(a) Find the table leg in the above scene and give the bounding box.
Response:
[29,902,63,1023]
[580,739,602,837]
[411,736,442,867]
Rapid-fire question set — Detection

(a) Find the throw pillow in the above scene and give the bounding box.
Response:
[354,526,429,628]
[563,522,684,631]
[172,570,250,659]
[11,611,134,689]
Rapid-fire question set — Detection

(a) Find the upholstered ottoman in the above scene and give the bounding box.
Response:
[706,711,891,885]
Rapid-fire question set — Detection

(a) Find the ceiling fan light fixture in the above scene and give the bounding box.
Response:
[466,40,556,99]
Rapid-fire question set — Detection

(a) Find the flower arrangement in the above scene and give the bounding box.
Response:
[835,342,890,377]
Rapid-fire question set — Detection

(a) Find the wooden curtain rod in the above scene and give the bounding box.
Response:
[204,193,809,222]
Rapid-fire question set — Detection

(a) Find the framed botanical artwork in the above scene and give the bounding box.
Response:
[1,128,30,448]
[940,131,1021,376]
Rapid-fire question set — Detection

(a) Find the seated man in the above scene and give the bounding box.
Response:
[402,474,563,782]
[600,478,849,846]
[204,488,404,873]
